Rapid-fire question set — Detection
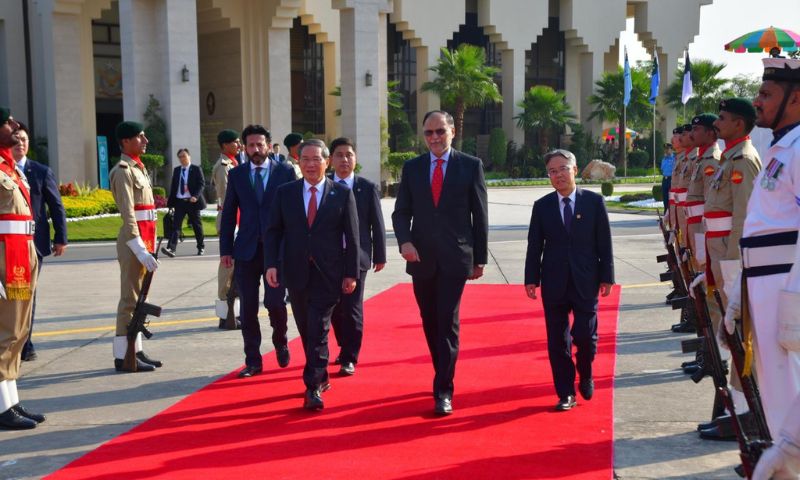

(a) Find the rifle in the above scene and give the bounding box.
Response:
[656,210,687,298]
[713,290,772,478]
[224,276,238,330]
[122,237,164,372]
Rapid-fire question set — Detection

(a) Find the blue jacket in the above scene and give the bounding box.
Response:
[21,158,67,257]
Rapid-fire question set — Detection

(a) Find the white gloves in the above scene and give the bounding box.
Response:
[126,237,159,272]
[752,439,800,480]
[724,271,742,335]
[689,273,706,299]
[668,231,676,247]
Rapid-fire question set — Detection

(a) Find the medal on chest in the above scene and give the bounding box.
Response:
[760,158,783,191]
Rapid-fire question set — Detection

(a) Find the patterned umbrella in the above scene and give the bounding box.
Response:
[601,127,637,140]
[724,26,800,53]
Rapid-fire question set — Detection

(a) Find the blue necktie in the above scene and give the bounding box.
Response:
[563,197,572,232]
[254,167,264,204]
[338,179,348,188]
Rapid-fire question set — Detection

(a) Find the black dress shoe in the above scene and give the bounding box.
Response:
[114,358,156,372]
[682,362,701,374]
[333,355,341,365]
[0,408,37,430]
[699,423,737,441]
[434,397,453,415]
[238,365,262,378]
[304,389,324,411]
[578,379,594,400]
[276,346,290,368]
[137,351,162,368]
[12,404,45,423]
[160,247,176,258]
[339,362,355,376]
[197,248,205,256]
[21,349,37,361]
[555,395,577,411]
[219,318,242,330]
[671,322,696,333]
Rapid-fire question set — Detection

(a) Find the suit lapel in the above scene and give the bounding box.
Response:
[311,178,335,229]
[263,158,279,194]
[439,150,459,204]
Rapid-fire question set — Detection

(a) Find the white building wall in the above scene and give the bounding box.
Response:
[0,1,30,126]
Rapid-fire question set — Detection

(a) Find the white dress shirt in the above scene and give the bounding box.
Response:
[557,188,577,225]
[303,178,326,217]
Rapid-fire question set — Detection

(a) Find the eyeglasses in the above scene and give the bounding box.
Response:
[547,165,573,177]
[423,128,448,137]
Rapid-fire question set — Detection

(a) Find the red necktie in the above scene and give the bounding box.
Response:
[431,158,444,207]
[307,186,318,227]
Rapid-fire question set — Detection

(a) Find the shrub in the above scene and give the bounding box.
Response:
[59,183,79,197]
[601,182,614,196]
[488,128,507,170]
[620,192,651,202]
[62,189,117,218]
[384,152,416,181]
[152,186,167,198]
[652,185,663,202]
[154,194,167,208]
[140,153,165,172]
[627,150,650,169]
[461,136,477,156]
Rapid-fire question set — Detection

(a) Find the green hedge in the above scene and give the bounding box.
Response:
[619,192,651,202]
[384,152,416,180]
[63,189,118,218]
[152,186,166,197]
[652,185,663,202]
[601,182,614,196]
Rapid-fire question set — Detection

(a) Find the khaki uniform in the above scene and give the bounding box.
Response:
[675,148,697,248]
[668,149,686,230]
[685,144,720,267]
[109,155,155,335]
[0,167,38,381]
[211,154,235,300]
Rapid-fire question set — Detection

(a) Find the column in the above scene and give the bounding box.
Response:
[415,45,440,134]
[580,50,604,133]
[501,48,526,145]
[265,27,291,139]
[323,42,341,139]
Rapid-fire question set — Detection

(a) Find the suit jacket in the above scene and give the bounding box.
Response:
[391,149,488,279]
[219,159,296,261]
[21,158,67,257]
[269,152,286,163]
[167,164,207,210]
[265,178,359,294]
[329,174,387,271]
[524,188,614,302]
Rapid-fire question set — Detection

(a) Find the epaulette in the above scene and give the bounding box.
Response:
[118,162,129,169]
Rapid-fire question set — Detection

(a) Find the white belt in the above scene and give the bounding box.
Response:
[134,210,157,222]
[704,215,732,232]
[742,244,795,269]
[668,192,675,200]
[0,220,35,235]
[675,192,688,203]
[685,203,705,218]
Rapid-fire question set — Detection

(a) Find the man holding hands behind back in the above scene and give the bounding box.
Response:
[391,110,489,416]
[525,149,614,412]
[266,139,359,411]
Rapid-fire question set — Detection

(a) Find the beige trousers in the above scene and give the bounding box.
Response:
[116,239,146,335]
[0,241,38,381]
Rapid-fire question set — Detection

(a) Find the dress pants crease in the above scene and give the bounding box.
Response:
[331,269,368,364]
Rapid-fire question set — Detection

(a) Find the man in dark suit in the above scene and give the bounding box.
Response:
[391,110,489,416]
[220,125,296,378]
[164,148,206,256]
[12,123,67,362]
[328,137,386,376]
[269,143,286,163]
[266,138,359,411]
[524,149,614,412]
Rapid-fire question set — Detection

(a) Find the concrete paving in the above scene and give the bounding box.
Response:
[0,185,740,480]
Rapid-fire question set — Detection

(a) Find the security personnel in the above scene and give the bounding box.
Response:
[669,125,696,334]
[725,57,800,437]
[211,129,240,329]
[283,132,303,179]
[684,114,721,272]
[692,98,762,439]
[109,121,162,373]
[0,107,44,429]
[666,126,684,230]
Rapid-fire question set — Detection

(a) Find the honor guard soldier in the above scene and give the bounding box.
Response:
[283,132,303,179]
[0,107,45,429]
[667,126,685,231]
[669,125,697,334]
[685,113,721,272]
[211,129,240,329]
[725,57,800,438]
[691,98,762,440]
[109,121,162,372]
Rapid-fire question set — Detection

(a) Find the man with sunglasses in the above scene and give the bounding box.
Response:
[392,110,488,416]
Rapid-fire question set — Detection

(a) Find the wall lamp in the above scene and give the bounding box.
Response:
[181,65,190,83]
[365,70,373,87]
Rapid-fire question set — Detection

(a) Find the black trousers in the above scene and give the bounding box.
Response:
[661,176,672,212]
[21,255,43,356]
[331,269,368,364]
[233,242,288,368]
[542,275,599,399]
[167,199,204,251]
[412,271,467,400]
[288,266,339,391]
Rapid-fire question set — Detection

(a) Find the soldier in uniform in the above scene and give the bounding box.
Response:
[669,125,697,334]
[0,107,45,429]
[725,57,800,438]
[667,126,685,232]
[283,132,303,179]
[684,114,721,272]
[109,121,162,373]
[691,98,762,440]
[211,129,240,330]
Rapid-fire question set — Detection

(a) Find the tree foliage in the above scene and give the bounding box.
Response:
[587,64,652,131]
[514,85,577,152]
[421,44,503,149]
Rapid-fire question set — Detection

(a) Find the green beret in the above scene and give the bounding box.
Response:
[719,97,756,120]
[691,113,718,129]
[0,106,9,125]
[217,129,239,145]
[682,124,693,131]
[115,121,144,142]
[673,126,684,135]
[283,133,303,148]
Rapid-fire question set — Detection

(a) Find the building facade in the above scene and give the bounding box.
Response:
[0,0,712,185]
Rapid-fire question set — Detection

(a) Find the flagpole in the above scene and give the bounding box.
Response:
[623,106,627,177]
[652,102,657,174]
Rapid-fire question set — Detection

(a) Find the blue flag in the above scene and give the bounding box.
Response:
[623,47,632,107]
[649,54,660,105]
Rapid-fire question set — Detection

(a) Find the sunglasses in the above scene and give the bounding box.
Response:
[423,128,448,137]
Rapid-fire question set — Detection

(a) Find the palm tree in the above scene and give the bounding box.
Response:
[587,64,651,168]
[514,85,577,152]
[421,44,503,149]
[664,59,730,122]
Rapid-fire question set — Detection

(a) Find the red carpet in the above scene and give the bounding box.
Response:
[47,284,620,480]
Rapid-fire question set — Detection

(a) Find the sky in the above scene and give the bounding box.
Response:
[620,0,800,79]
